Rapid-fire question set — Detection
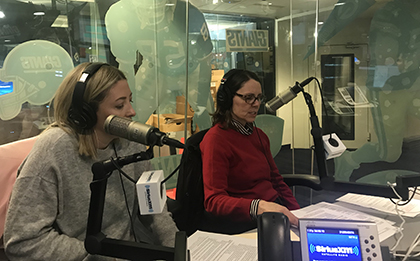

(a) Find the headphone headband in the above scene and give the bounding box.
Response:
[68,62,108,133]
[217,70,241,110]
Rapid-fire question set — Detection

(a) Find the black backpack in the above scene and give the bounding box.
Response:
[172,129,209,236]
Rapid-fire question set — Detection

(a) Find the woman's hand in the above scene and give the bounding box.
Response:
[257,200,299,227]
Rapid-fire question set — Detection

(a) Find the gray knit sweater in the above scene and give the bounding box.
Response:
[4,127,178,260]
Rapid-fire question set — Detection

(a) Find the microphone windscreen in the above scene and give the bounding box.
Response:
[104,115,153,145]
[104,115,130,138]
[265,96,282,113]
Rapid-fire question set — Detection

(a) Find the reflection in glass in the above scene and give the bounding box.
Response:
[334,0,420,185]
[105,0,214,132]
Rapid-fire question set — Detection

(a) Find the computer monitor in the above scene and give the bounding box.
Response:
[0,80,13,97]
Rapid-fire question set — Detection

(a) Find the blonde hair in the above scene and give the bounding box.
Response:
[47,62,126,158]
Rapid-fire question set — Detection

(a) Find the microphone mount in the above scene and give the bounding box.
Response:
[91,147,154,174]
[300,89,333,187]
[85,147,188,260]
[265,76,414,199]
[293,77,314,94]
[299,85,410,200]
[151,130,185,149]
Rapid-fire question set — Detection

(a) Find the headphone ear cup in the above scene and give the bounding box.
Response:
[217,80,232,110]
[68,102,97,133]
[68,62,107,134]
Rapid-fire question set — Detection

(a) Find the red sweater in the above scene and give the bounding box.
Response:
[200,124,300,222]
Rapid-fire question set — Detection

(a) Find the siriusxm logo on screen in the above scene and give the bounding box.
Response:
[145,185,153,212]
[310,244,360,256]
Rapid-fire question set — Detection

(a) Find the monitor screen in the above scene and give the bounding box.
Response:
[0,79,13,97]
[305,227,362,261]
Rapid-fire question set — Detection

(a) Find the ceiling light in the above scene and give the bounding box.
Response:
[335,2,345,6]
[318,21,324,25]
[34,11,45,16]
[51,15,68,28]
[0,11,5,19]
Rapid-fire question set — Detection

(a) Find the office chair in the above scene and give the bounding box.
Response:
[254,114,284,158]
[0,136,37,257]
[168,115,321,236]
[254,114,322,189]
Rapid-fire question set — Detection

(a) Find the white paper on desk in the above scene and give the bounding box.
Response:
[337,193,420,218]
[413,188,420,201]
[188,231,257,261]
[291,202,397,242]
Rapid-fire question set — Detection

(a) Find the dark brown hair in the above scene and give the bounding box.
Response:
[212,69,261,129]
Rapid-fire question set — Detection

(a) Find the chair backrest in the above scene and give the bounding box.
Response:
[172,116,284,235]
[254,114,285,158]
[173,129,209,236]
[150,154,183,191]
[0,136,37,238]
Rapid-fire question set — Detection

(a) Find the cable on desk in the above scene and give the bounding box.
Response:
[394,251,420,260]
[388,182,420,260]
[409,187,420,197]
[390,187,417,206]
[387,182,406,253]
[401,232,420,261]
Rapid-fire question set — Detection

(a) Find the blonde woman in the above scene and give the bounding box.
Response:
[4,62,178,260]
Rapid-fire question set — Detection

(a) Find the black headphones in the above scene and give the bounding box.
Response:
[216,69,243,110]
[68,62,108,133]
[216,77,232,110]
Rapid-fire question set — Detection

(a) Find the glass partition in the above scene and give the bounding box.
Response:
[1,0,419,194]
[328,0,420,188]
[321,53,355,141]
[204,13,276,115]
[0,1,108,145]
[0,0,83,145]
[279,0,420,200]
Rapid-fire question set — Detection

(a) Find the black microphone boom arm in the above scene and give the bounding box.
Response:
[300,88,409,199]
[85,147,188,261]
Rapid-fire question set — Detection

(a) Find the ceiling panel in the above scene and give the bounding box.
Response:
[12,0,381,21]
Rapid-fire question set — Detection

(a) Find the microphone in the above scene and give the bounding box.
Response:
[104,115,185,148]
[265,77,315,113]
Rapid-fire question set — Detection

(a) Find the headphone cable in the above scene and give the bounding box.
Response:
[112,143,138,242]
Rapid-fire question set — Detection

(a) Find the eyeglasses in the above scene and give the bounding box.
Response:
[235,93,266,104]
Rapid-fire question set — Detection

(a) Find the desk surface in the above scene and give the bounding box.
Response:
[234,200,420,260]
[334,201,420,255]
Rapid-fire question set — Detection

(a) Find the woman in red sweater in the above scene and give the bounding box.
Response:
[200,69,299,233]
